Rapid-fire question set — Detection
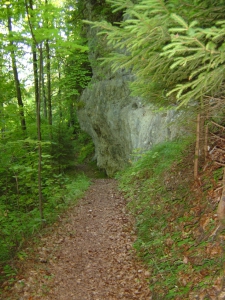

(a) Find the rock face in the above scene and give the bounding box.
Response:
[77,0,185,176]
[78,72,183,176]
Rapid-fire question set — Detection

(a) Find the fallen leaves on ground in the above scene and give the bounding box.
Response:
[1,179,151,300]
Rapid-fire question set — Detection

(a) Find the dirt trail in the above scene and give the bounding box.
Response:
[2,179,151,300]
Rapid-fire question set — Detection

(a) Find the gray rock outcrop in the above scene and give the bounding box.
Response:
[77,1,186,176]
[78,72,184,176]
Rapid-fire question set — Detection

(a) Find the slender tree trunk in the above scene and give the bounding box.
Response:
[7,6,26,132]
[26,0,39,104]
[25,0,44,220]
[41,56,47,119]
[44,0,52,127]
[33,46,39,98]
[46,39,52,126]
[194,114,201,179]
[204,119,209,160]
[37,45,44,220]
[31,40,39,107]
[57,63,62,120]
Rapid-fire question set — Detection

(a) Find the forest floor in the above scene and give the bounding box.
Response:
[0,176,151,300]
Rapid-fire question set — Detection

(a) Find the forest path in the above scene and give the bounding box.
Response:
[3,179,151,299]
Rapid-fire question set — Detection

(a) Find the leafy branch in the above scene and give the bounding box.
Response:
[87,0,225,107]
[162,14,225,107]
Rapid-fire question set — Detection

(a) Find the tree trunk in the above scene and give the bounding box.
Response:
[45,0,52,127]
[57,63,62,120]
[25,0,44,220]
[41,56,47,119]
[194,114,201,179]
[46,39,52,127]
[37,45,44,220]
[204,121,209,160]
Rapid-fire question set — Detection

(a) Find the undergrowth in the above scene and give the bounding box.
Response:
[0,174,90,285]
[118,139,225,299]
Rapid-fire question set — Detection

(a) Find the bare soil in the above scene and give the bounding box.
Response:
[1,179,151,300]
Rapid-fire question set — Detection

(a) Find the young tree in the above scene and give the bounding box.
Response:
[25,0,44,219]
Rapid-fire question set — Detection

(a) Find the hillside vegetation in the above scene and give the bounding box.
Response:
[118,137,225,299]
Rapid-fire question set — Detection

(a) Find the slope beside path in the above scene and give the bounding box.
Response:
[2,179,151,300]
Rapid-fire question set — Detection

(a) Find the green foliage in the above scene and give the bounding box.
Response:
[60,50,92,99]
[0,87,94,268]
[119,139,189,189]
[0,104,93,268]
[0,173,90,263]
[88,0,225,108]
[117,138,222,298]
[0,0,96,271]
[75,0,123,23]
[75,132,95,164]
[163,15,225,107]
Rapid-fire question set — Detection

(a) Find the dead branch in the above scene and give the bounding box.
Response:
[211,121,225,130]
[215,161,225,167]
[210,132,225,142]
[211,147,225,154]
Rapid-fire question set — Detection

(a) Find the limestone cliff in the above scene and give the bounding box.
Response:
[77,0,184,176]
[78,73,184,176]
